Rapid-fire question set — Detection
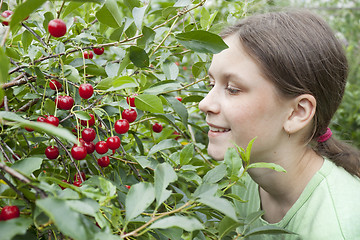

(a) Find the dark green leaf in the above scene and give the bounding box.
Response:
[198,196,238,221]
[224,147,243,177]
[74,111,91,121]
[218,216,243,239]
[10,0,47,31]
[182,95,204,103]
[96,0,121,28]
[179,143,194,165]
[154,162,178,207]
[0,47,9,101]
[129,46,149,68]
[175,30,228,54]
[166,96,188,126]
[203,163,227,184]
[148,139,180,156]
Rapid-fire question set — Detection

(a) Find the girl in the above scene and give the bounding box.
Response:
[199,10,360,239]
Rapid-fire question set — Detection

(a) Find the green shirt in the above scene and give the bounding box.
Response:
[233,158,360,239]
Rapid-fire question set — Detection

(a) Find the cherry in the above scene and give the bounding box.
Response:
[106,136,121,150]
[93,47,104,55]
[79,83,94,99]
[12,153,21,160]
[25,126,34,132]
[0,206,20,221]
[83,51,94,59]
[126,93,138,107]
[74,172,86,182]
[48,19,67,38]
[45,146,59,159]
[80,113,95,126]
[45,115,59,127]
[122,109,137,123]
[152,123,163,133]
[95,141,108,154]
[1,10,13,26]
[175,96,182,102]
[37,116,47,123]
[173,131,181,140]
[125,185,131,190]
[56,95,74,110]
[97,156,110,167]
[175,61,180,66]
[59,179,69,190]
[114,119,129,134]
[83,141,95,154]
[49,79,62,91]
[81,128,96,142]
[73,180,82,187]
[71,145,87,160]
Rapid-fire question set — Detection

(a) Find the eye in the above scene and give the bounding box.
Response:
[225,85,241,95]
[206,82,215,89]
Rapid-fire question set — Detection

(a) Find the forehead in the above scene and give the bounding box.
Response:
[208,35,265,83]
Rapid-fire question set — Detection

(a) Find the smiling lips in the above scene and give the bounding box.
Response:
[208,125,231,133]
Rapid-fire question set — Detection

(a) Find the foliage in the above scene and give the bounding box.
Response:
[0,0,289,239]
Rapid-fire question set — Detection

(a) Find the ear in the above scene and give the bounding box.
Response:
[283,94,316,134]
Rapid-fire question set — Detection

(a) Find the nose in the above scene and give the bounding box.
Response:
[199,88,220,115]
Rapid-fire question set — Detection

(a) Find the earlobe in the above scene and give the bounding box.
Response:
[284,94,316,134]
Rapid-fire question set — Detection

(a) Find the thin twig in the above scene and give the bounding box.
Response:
[0,172,31,204]
[21,23,47,47]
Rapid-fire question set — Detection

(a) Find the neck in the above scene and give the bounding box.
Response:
[247,146,324,223]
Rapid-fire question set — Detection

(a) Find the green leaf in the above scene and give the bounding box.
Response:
[203,163,227,184]
[218,216,243,239]
[96,76,138,91]
[135,94,164,113]
[125,182,155,220]
[132,6,147,30]
[224,147,243,177]
[11,157,43,175]
[0,217,33,240]
[129,46,149,68]
[200,7,210,29]
[191,61,207,78]
[36,197,99,240]
[148,139,180,156]
[21,30,33,51]
[247,162,286,173]
[162,62,179,80]
[10,0,47,31]
[154,162,178,207]
[175,30,228,54]
[243,225,296,238]
[198,196,238,221]
[44,98,55,115]
[179,143,194,165]
[63,2,85,18]
[0,47,9,101]
[182,95,204,103]
[144,80,182,95]
[166,96,188,126]
[0,111,77,144]
[74,111,91,121]
[192,183,218,199]
[96,0,122,28]
[245,137,256,163]
[67,198,100,217]
[150,216,204,232]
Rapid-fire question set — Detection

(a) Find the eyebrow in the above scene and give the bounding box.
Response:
[208,71,246,84]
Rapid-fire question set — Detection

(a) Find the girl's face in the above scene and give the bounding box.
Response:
[199,34,292,161]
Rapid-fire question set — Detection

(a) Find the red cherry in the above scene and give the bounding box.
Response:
[25,126,34,132]
[79,83,94,99]
[57,95,74,110]
[45,146,59,159]
[93,47,104,55]
[37,116,47,123]
[126,94,138,107]
[80,113,95,126]
[45,115,59,127]
[1,10,13,26]
[0,206,20,221]
[175,96,182,102]
[114,119,129,134]
[49,79,62,91]
[182,66,188,71]
[83,51,94,59]
[173,131,181,140]
[97,156,110,167]
[83,141,95,154]
[175,61,180,66]
[71,145,87,160]
[59,179,69,190]
[106,136,121,150]
[12,153,21,160]
[122,109,137,123]
[73,180,82,187]
[125,185,131,189]
[81,128,96,142]
[152,123,163,133]
[74,172,86,182]
[48,19,67,38]
[95,141,108,154]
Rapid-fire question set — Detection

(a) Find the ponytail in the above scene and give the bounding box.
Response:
[315,137,360,178]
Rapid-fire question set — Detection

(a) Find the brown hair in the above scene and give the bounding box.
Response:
[221,10,360,177]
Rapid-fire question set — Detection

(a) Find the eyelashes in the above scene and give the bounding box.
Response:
[207,82,241,95]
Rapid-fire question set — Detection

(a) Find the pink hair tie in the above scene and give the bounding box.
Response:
[317,127,332,143]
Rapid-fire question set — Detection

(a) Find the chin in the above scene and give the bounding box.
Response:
[208,148,225,161]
